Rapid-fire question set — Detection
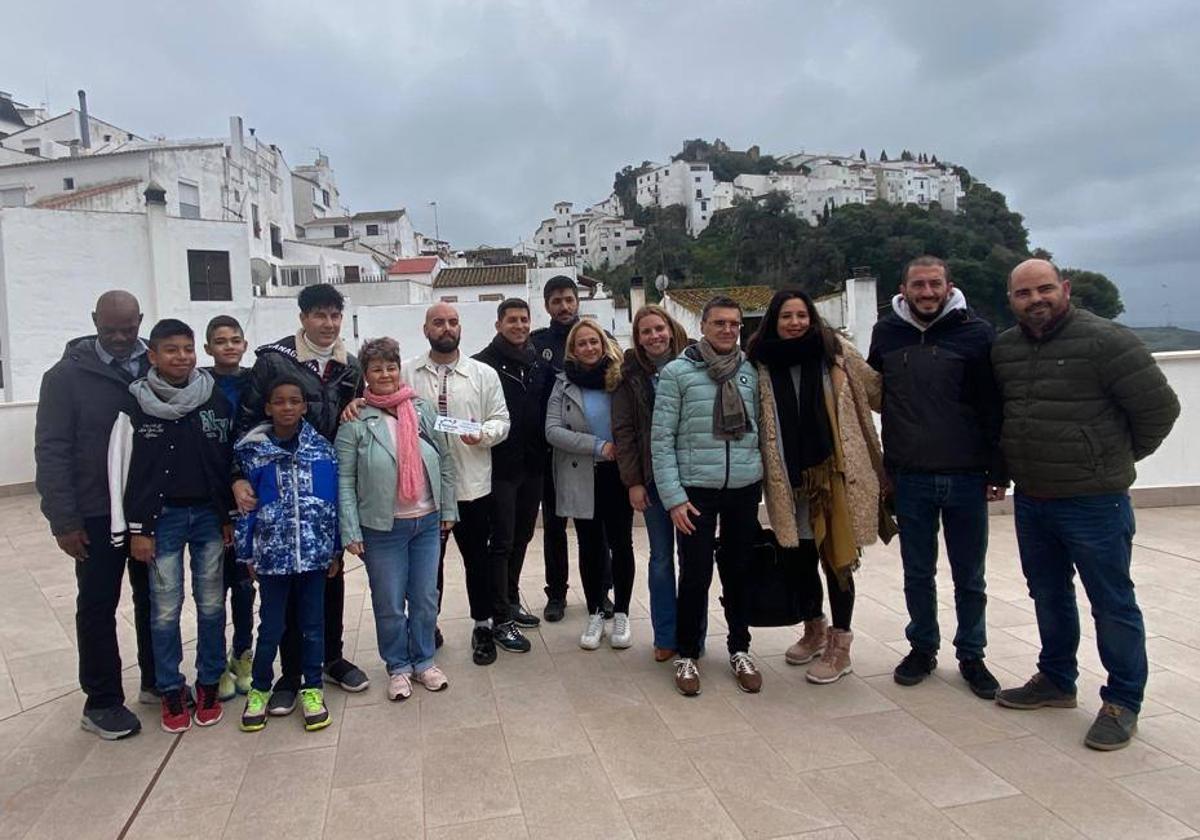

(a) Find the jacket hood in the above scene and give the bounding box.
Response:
[235,419,326,458]
[891,287,968,332]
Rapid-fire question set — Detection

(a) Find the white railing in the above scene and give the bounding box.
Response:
[4,353,1200,493]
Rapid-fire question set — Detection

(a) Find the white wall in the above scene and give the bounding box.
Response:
[0,402,36,488]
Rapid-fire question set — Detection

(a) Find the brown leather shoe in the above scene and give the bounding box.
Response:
[674,658,701,696]
[730,652,762,693]
[806,629,853,684]
[654,647,677,663]
[785,618,828,665]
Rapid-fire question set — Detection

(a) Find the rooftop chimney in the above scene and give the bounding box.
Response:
[77,90,91,149]
[229,116,244,159]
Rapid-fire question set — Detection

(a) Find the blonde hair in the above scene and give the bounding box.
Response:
[565,319,623,392]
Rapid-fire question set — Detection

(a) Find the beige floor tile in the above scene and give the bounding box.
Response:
[769,830,857,840]
[1148,669,1200,720]
[621,786,742,839]
[142,722,253,813]
[1116,765,1200,831]
[424,814,530,840]
[495,677,592,763]
[863,673,1029,746]
[514,754,633,839]
[583,706,704,799]
[422,723,521,829]
[727,692,874,773]
[418,664,500,734]
[332,700,421,789]
[681,731,840,839]
[0,778,63,839]
[943,794,1084,839]
[803,760,968,838]
[834,709,1017,807]
[224,745,336,840]
[1148,637,1200,681]
[323,779,423,839]
[967,736,1192,840]
[631,668,754,740]
[1137,711,1200,767]
[762,659,899,720]
[20,769,153,839]
[124,804,235,839]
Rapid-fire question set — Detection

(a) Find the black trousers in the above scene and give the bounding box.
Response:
[489,470,543,622]
[676,483,762,659]
[437,495,495,622]
[275,556,345,692]
[795,539,855,631]
[77,516,154,710]
[543,453,612,601]
[574,463,636,615]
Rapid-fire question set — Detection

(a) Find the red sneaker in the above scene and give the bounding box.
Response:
[194,682,223,727]
[160,687,192,733]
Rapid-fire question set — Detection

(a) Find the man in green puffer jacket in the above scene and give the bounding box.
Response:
[991,259,1179,753]
[652,295,764,699]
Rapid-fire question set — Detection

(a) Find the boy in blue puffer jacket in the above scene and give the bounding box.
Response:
[234,374,339,733]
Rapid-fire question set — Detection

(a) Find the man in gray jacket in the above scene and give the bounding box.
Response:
[652,296,764,697]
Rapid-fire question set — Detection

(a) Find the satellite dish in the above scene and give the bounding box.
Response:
[655,273,669,293]
[251,258,272,287]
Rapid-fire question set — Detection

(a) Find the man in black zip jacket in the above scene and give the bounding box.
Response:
[868,256,1006,699]
[531,275,613,622]
[234,283,368,713]
[35,290,154,740]
[475,298,554,648]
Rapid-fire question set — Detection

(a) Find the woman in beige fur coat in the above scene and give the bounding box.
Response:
[747,288,884,684]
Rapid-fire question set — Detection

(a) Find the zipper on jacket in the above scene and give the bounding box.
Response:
[292,455,302,573]
[723,440,731,489]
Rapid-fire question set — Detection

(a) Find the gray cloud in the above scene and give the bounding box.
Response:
[7,0,1197,324]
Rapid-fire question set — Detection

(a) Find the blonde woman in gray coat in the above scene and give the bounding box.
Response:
[545,320,635,651]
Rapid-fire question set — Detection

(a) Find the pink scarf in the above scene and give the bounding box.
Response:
[363,385,425,504]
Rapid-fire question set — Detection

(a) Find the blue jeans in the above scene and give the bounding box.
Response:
[1014,492,1145,712]
[643,485,678,650]
[362,512,441,675]
[254,570,326,691]
[893,471,989,661]
[149,505,227,692]
[223,546,255,657]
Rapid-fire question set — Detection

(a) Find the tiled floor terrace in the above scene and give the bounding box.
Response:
[1,491,1199,839]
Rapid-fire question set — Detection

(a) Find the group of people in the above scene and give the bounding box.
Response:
[35,255,1178,753]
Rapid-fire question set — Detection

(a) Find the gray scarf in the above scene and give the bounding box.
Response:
[697,338,748,440]
[130,368,215,420]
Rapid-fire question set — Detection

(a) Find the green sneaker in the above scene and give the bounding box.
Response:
[300,687,331,732]
[230,649,253,695]
[240,688,270,732]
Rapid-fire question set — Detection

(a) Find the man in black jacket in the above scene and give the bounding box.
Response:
[474,298,554,650]
[234,283,368,713]
[530,276,612,621]
[868,256,1006,699]
[35,290,154,739]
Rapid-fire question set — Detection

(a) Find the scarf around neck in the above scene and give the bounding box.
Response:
[489,333,537,366]
[130,368,215,420]
[564,356,610,391]
[751,330,834,485]
[363,385,425,505]
[696,338,747,440]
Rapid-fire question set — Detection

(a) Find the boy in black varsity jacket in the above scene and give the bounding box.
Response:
[108,319,236,734]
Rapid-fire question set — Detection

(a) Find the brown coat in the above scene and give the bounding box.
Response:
[759,336,884,549]
[612,349,655,488]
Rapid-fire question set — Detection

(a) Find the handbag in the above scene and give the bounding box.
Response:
[717,524,806,627]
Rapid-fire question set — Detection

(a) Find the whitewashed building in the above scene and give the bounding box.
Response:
[635,160,716,235]
[291,154,342,228]
[526,196,642,270]
[301,209,419,262]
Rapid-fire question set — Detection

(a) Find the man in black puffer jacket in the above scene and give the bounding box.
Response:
[991,258,1179,752]
[868,256,1006,700]
[235,283,368,712]
[474,298,554,639]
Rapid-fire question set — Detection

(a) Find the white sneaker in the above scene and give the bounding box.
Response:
[579,612,605,650]
[610,612,632,649]
[387,673,412,701]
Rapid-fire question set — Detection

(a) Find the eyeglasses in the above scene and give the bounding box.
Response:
[709,320,742,331]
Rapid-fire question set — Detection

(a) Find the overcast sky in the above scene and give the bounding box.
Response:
[7,0,1197,326]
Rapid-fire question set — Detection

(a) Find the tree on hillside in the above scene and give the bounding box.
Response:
[880,149,889,162]
[613,162,654,221]
[1062,268,1124,319]
[859,149,867,161]
[900,150,914,162]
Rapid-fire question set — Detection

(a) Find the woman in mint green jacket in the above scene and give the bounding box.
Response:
[335,338,457,701]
